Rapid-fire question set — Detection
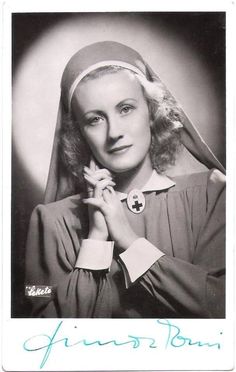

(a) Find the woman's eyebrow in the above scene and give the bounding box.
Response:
[82,110,104,119]
[116,98,138,107]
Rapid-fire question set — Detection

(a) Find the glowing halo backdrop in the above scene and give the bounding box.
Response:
[12,12,225,316]
[13,13,225,192]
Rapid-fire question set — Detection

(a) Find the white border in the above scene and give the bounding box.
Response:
[1,0,232,13]
[1,1,235,371]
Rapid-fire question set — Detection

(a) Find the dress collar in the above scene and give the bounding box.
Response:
[116,170,176,201]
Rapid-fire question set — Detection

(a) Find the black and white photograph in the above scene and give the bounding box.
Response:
[12,11,226,319]
[2,3,235,371]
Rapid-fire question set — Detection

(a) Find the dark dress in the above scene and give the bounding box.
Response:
[25,169,225,318]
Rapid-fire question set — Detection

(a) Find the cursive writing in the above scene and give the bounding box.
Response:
[23,319,222,369]
[157,319,221,349]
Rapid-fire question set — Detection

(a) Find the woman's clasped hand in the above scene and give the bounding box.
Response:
[83,159,138,251]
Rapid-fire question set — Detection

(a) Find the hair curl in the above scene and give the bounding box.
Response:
[59,66,183,191]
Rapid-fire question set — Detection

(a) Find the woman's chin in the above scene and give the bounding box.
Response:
[99,152,152,175]
[104,162,137,174]
[106,161,147,175]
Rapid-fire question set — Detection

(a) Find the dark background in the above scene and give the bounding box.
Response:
[11,12,225,317]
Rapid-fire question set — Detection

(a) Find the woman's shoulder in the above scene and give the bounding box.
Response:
[169,168,225,193]
[31,194,84,222]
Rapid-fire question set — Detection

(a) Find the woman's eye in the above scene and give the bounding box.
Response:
[120,105,134,115]
[87,116,104,126]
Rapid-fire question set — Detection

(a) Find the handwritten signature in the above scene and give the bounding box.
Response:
[23,319,222,369]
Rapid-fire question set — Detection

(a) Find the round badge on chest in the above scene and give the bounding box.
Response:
[127,189,145,214]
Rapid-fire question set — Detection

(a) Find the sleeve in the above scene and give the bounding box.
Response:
[119,238,165,287]
[120,169,226,318]
[75,239,114,270]
[25,204,113,318]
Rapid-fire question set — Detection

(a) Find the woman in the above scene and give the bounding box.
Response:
[25,41,225,318]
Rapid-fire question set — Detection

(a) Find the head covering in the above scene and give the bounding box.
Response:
[44,41,225,204]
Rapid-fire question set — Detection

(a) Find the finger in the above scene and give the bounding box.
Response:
[109,186,116,195]
[94,169,112,178]
[105,188,122,207]
[84,174,115,189]
[106,186,117,198]
[82,197,108,214]
[103,188,113,203]
[83,174,97,197]
[83,173,94,197]
[87,186,93,198]
[82,197,103,208]
[84,168,113,181]
[83,174,97,187]
[104,185,116,196]
[94,179,116,198]
[106,186,113,192]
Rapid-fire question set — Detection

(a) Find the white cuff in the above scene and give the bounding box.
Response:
[75,239,114,270]
[119,238,164,286]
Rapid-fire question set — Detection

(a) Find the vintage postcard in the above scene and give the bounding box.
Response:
[1,0,235,371]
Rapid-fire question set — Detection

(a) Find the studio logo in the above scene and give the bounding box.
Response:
[25,285,53,298]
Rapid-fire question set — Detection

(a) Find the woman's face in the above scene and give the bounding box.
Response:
[72,69,152,173]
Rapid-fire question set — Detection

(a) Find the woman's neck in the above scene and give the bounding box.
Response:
[114,156,153,194]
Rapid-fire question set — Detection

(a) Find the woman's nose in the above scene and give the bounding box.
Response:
[107,116,124,141]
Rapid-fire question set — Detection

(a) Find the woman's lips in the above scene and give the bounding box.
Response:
[108,144,133,154]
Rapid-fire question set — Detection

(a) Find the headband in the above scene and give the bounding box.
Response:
[68,60,146,109]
